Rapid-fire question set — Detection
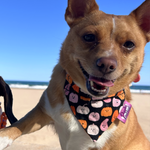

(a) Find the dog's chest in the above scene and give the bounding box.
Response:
[44,91,117,150]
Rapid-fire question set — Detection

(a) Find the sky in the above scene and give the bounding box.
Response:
[0,0,150,85]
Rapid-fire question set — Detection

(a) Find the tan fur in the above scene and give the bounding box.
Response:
[0,0,150,150]
[47,63,66,108]
[0,94,52,138]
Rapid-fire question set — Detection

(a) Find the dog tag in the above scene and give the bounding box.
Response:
[117,101,132,123]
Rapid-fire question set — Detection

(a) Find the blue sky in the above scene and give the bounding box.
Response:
[0,0,150,85]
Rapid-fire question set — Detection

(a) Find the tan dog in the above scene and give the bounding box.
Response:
[0,0,150,149]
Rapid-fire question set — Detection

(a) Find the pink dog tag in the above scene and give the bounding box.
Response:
[117,101,132,123]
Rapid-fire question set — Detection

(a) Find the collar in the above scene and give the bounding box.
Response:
[64,74,129,141]
[0,102,7,129]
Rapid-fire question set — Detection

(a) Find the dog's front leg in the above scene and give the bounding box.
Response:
[0,90,53,150]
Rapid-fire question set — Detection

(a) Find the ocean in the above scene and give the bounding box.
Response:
[5,80,150,94]
[5,80,48,90]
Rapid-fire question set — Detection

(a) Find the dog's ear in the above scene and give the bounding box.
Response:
[130,0,150,42]
[65,0,99,27]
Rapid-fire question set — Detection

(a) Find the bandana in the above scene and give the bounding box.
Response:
[64,74,126,141]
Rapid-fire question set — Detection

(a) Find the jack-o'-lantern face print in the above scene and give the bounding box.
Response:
[101,107,113,117]
[64,74,126,141]
[78,120,87,129]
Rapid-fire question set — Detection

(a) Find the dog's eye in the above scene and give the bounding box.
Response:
[123,41,135,50]
[83,34,95,42]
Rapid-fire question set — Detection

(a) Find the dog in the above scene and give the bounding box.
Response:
[0,76,17,125]
[0,0,150,149]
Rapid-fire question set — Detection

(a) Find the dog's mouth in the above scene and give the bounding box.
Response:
[79,61,115,97]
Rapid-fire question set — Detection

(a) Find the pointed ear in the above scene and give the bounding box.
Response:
[65,0,99,27]
[130,0,150,42]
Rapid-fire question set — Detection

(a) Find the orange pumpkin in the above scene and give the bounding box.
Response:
[70,106,76,115]
[117,91,125,100]
[78,120,87,129]
[101,107,112,117]
[108,94,115,97]
[66,74,72,84]
[72,84,79,93]
[111,110,119,122]
[80,96,91,101]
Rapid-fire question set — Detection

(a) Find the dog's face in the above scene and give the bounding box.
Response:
[60,0,150,98]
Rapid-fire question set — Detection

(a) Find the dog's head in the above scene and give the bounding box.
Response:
[60,0,150,98]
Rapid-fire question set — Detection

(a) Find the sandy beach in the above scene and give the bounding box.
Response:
[0,88,150,150]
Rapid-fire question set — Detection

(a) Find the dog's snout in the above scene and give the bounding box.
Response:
[96,57,117,74]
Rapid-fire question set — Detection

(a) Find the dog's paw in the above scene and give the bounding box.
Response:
[0,136,13,150]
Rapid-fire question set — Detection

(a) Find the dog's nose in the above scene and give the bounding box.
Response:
[96,57,117,74]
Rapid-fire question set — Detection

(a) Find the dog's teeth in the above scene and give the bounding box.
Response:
[99,89,107,94]
[99,89,106,93]
[90,81,107,93]
[92,87,95,90]
[91,86,107,93]
[91,87,98,92]
[90,81,94,87]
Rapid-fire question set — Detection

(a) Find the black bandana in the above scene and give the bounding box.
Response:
[64,74,125,141]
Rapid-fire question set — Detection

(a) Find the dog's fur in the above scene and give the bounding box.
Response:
[0,0,150,149]
[0,77,17,124]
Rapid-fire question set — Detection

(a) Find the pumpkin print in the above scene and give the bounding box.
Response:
[101,107,112,117]
[66,74,72,84]
[89,112,100,122]
[117,90,125,100]
[87,124,99,135]
[91,101,103,108]
[108,94,115,97]
[64,74,126,141]
[77,105,90,115]
[72,84,79,93]
[69,93,78,103]
[100,119,109,131]
[80,96,91,101]
[119,106,123,113]
[64,84,71,95]
[78,120,87,129]
[112,98,121,107]
[70,106,76,115]
[104,98,111,103]
[111,110,119,122]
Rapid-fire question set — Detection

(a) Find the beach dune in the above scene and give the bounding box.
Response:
[0,88,149,150]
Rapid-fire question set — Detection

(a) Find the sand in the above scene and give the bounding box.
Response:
[0,88,150,150]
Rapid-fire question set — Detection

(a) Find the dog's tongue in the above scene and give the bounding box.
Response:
[133,74,140,83]
[89,76,114,87]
